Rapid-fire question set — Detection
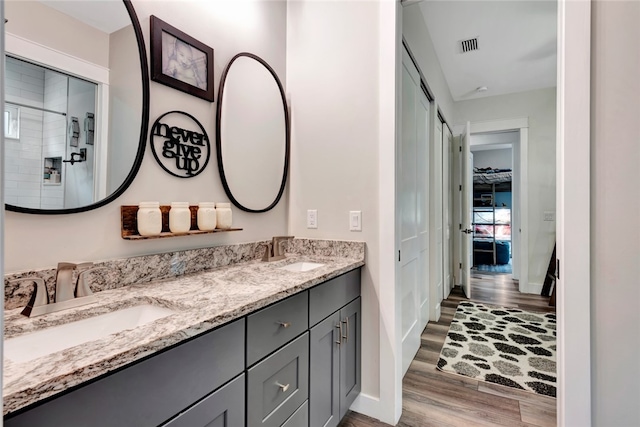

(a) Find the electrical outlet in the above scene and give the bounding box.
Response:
[543,211,555,222]
[307,209,318,229]
[349,211,362,231]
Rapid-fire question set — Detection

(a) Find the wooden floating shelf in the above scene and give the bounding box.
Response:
[121,205,242,240]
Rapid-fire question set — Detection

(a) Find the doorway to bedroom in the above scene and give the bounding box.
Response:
[470,131,516,275]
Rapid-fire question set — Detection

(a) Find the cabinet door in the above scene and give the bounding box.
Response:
[339,297,361,420]
[164,374,244,427]
[309,312,340,427]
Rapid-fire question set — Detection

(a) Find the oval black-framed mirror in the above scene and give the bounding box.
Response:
[4,0,149,215]
[216,52,289,213]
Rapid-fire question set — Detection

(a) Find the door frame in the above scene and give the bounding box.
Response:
[464,118,529,294]
[369,0,591,424]
[556,1,591,425]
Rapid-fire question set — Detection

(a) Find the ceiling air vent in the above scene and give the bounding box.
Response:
[460,37,479,53]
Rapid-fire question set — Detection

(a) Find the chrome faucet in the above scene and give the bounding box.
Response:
[262,236,294,262]
[12,262,102,317]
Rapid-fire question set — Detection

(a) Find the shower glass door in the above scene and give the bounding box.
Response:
[4,56,97,209]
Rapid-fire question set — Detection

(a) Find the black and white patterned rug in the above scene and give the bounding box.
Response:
[437,301,557,398]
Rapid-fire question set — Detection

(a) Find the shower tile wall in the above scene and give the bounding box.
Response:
[5,58,45,209]
[41,71,68,209]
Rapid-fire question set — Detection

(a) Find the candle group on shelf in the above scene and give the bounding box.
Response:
[136,202,233,236]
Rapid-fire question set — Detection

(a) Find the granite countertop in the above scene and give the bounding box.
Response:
[3,253,364,416]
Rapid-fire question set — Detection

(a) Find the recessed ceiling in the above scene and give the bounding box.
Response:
[37,0,130,34]
[419,0,557,101]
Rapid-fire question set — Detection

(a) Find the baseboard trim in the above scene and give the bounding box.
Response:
[349,393,381,421]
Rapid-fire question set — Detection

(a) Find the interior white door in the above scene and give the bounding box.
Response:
[460,123,472,298]
[400,48,426,376]
[429,116,443,322]
[418,91,430,330]
[442,124,453,299]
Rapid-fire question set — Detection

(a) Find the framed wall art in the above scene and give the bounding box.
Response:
[150,16,214,102]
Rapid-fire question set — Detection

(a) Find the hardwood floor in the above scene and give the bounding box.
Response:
[340,272,556,427]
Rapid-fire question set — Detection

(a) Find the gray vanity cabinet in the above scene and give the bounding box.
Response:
[5,267,362,427]
[4,319,245,427]
[309,268,361,427]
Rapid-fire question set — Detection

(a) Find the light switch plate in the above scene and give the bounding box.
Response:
[543,211,555,221]
[349,211,362,231]
[307,210,318,229]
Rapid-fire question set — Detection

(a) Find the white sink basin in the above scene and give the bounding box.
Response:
[4,304,175,363]
[279,262,325,272]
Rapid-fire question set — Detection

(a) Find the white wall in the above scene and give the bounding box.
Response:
[5,1,289,272]
[455,87,556,289]
[286,0,382,417]
[4,1,110,68]
[471,148,512,170]
[108,24,142,195]
[591,1,640,424]
[402,3,455,123]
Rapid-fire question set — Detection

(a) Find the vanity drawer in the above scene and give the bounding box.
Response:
[282,401,309,427]
[309,268,360,327]
[247,291,308,366]
[247,333,309,427]
[164,374,245,427]
[5,319,245,427]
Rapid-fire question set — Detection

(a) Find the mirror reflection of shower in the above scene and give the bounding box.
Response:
[4,56,97,209]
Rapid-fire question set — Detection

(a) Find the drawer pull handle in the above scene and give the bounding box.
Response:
[278,321,291,328]
[335,323,342,345]
[342,317,349,342]
[276,382,290,392]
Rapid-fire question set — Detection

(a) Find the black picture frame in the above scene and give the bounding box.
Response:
[150,16,214,102]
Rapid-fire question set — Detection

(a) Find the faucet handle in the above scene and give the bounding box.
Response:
[272,236,294,257]
[9,277,49,317]
[56,262,77,270]
[262,243,274,262]
[54,262,80,303]
[76,262,94,271]
[76,267,106,298]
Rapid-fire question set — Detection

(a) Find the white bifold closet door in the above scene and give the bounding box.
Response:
[442,124,453,299]
[400,48,429,376]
